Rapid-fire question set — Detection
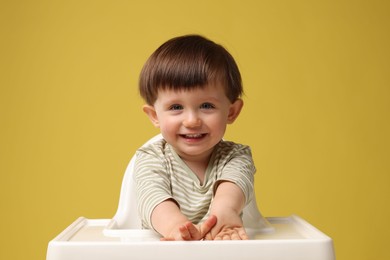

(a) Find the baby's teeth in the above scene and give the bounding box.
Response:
[186,134,202,138]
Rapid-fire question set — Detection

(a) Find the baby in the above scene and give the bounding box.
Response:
[134,35,256,240]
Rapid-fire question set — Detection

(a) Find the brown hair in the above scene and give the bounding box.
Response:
[139,35,243,105]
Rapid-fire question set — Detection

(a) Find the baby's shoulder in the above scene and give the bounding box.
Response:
[137,138,168,154]
[217,140,251,152]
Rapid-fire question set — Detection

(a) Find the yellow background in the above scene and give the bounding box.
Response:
[1,1,389,259]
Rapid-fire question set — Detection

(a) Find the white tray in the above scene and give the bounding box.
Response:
[47,215,335,260]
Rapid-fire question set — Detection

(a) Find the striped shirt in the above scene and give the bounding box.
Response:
[133,139,256,230]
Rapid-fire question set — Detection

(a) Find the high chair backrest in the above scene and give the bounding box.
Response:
[112,134,272,232]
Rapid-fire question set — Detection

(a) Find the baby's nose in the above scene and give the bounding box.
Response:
[183,112,202,128]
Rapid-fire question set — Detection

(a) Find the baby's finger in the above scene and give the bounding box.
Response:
[203,232,213,240]
[230,231,241,240]
[184,222,200,240]
[238,228,248,240]
[179,224,191,240]
[160,237,175,241]
[199,215,217,237]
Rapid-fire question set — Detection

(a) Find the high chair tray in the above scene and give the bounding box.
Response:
[47,215,335,260]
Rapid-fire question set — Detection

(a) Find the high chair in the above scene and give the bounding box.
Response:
[47,135,335,260]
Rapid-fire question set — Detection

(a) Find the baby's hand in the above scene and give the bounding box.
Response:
[213,225,248,240]
[205,206,248,240]
[161,215,217,241]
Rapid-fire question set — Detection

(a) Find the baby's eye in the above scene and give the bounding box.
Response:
[200,103,215,109]
[169,104,183,111]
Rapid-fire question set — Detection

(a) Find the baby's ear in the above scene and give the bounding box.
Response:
[227,99,244,124]
[143,105,160,128]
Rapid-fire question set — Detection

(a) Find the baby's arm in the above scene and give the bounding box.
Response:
[152,199,217,241]
[207,181,248,240]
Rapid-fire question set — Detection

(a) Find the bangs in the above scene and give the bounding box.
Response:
[139,35,242,105]
[147,48,227,90]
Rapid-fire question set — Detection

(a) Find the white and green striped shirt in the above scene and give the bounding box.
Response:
[134,139,256,230]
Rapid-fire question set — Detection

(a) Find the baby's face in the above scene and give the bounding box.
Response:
[145,84,242,163]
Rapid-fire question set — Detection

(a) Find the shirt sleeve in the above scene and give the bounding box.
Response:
[133,149,173,230]
[216,144,256,205]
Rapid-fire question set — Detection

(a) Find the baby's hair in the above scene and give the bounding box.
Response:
[139,35,243,105]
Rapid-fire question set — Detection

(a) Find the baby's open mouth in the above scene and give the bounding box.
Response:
[180,134,206,139]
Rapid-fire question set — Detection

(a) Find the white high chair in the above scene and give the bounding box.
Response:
[110,134,273,233]
[46,135,336,260]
